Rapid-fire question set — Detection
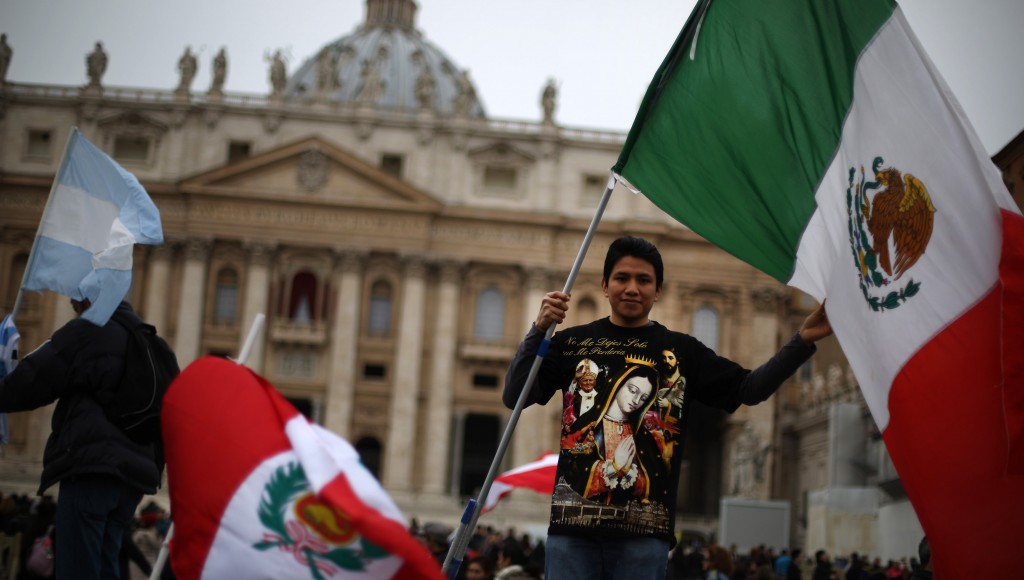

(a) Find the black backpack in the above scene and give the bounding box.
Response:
[98,310,180,442]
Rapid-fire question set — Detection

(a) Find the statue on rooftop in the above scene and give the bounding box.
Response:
[0,34,12,86]
[86,41,107,88]
[176,46,198,95]
[209,47,227,95]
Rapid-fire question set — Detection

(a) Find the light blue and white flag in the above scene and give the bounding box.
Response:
[21,128,164,326]
[0,314,19,444]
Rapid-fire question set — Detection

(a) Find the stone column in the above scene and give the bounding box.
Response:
[512,269,552,468]
[143,243,174,331]
[382,257,427,491]
[421,261,462,494]
[740,285,785,498]
[173,239,211,366]
[448,409,467,497]
[323,249,365,438]
[238,242,274,372]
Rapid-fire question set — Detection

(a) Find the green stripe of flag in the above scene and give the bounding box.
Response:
[614,0,895,282]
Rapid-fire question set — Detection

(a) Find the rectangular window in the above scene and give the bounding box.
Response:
[113,136,151,163]
[483,166,517,190]
[26,129,53,159]
[228,140,252,163]
[363,363,386,380]
[380,154,404,179]
[581,174,605,206]
[472,373,499,389]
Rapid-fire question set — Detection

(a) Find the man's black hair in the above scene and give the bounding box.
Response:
[918,536,930,567]
[603,236,664,288]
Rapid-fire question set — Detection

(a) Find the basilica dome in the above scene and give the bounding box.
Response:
[284,0,486,117]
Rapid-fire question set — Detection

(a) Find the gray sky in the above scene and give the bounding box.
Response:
[2,0,1021,154]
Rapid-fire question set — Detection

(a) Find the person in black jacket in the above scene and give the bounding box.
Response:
[0,299,169,580]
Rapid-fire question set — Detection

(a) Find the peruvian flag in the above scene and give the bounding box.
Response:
[612,0,1023,576]
[162,356,442,579]
[481,452,558,513]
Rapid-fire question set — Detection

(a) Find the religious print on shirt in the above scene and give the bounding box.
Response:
[541,318,739,539]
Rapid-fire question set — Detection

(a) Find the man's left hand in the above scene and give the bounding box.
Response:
[798,302,833,345]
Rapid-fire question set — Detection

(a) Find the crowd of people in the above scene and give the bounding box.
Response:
[407,516,932,580]
[0,491,173,580]
[664,541,933,580]
[410,520,547,580]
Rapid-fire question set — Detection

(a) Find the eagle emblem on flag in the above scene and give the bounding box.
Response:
[253,461,392,578]
[847,156,936,311]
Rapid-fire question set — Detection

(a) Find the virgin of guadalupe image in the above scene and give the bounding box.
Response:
[559,358,667,506]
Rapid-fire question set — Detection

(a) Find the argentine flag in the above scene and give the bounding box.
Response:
[21,128,164,326]
[0,314,18,444]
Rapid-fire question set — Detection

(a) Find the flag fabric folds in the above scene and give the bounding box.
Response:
[0,314,19,444]
[481,452,558,513]
[613,0,1023,575]
[21,128,163,326]
[162,356,441,580]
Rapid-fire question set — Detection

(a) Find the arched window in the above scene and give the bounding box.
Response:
[473,286,504,341]
[289,271,318,325]
[213,268,239,325]
[354,437,383,480]
[692,305,720,352]
[368,280,393,337]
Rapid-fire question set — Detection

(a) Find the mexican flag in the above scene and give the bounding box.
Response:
[162,356,442,579]
[612,0,1023,576]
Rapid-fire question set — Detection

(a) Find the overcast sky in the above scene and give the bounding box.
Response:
[2,0,1021,154]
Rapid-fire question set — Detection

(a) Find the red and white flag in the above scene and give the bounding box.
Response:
[162,356,442,579]
[482,452,558,513]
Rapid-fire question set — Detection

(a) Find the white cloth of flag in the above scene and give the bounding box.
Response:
[0,314,18,444]
[163,356,442,579]
[482,452,558,513]
[21,128,163,326]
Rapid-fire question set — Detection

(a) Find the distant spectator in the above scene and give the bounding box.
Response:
[706,544,734,580]
[908,537,932,580]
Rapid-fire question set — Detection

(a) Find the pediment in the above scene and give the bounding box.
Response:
[96,111,169,135]
[178,136,441,211]
[467,141,536,166]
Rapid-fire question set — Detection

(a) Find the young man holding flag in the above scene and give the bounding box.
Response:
[0,298,169,579]
[504,236,832,579]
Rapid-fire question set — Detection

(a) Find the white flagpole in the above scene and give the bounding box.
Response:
[10,128,79,323]
[149,313,266,580]
[443,173,618,578]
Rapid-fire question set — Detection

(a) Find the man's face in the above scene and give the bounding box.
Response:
[601,256,661,328]
[661,349,678,374]
[579,375,596,393]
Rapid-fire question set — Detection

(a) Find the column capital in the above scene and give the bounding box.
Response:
[401,254,427,278]
[750,285,784,314]
[437,259,466,284]
[524,267,552,291]
[332,247,368,274]
[183,237,213,261]
[243,240,277,266]
[150,242,175,261]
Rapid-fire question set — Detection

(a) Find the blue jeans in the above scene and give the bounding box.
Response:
[545,533,671,580]
[56,475,142,580]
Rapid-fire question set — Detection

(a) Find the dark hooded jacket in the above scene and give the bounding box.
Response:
[0,302,163,494]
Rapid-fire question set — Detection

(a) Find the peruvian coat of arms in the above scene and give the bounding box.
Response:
[252,461,390,579]
[846,156,936,311]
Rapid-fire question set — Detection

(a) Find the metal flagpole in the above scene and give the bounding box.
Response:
[442,174,619,578]
[148,313,266,580]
